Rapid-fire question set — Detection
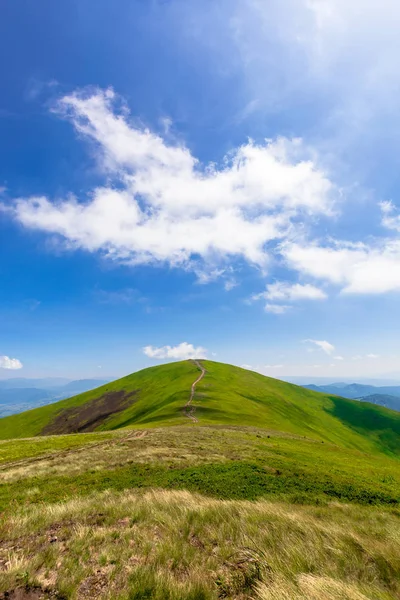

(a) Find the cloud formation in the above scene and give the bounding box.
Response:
[283,236,400,295]
[304,339,335,355]
[252,281,326,313]
[0,355,23,369]
[262,282,327,301]
[7,85,400,300]
[8,88,334,282]
[264,303,291,315]
[143,342,207,360]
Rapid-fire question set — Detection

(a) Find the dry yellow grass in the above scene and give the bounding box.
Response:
[1,488,399,599]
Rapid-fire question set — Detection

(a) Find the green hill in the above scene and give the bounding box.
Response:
[1,359,400,457]
[1,360,400,599]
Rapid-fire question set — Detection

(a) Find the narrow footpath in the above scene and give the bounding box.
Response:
[184,360,206,422]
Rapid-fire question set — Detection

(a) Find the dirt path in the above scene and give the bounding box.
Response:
[184,360,206,423]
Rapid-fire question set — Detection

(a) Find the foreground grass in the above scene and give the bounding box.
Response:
[1,488,399,599]
[0,426,399,598]
[0,431,118,464]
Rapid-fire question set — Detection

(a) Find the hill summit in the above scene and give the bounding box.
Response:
[1,359,400,456]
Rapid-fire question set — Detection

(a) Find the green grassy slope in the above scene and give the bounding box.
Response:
[0,360,199,440]
[1,362,400,599]
[0,425,399,598]
[0,360,399,458]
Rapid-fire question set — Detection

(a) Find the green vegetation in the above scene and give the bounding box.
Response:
[1,486,399,599]
[1,427,399,510]
[0,360,198,439]
[0,426,399,598]
[0,430,117,463]
[0,361,399,598]
[1,360,400,459]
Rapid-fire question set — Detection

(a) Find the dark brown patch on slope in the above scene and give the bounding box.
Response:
[41,390,138,436]
[0,587,62,599]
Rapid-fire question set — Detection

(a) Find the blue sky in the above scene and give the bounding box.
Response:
[2,0,400,380]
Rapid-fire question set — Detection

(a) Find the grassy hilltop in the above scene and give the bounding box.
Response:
[0,360,399,599]
[1,359,400,456]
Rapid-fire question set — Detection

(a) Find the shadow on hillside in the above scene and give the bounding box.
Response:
[326,397,400,456]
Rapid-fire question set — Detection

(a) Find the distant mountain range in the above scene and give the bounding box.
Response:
[303,383,400,411]
[0,378,111,417]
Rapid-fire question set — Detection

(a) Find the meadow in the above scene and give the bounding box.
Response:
[0,425,399,599]
[0,361,399,598]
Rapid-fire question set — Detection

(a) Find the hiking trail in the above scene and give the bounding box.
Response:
[184,360,206,422]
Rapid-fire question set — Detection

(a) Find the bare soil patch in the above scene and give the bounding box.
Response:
[41,390,138,435]
[0,587,60,599]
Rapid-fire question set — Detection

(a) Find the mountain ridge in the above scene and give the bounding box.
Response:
[1,360,399,458]
[303,382,400,411]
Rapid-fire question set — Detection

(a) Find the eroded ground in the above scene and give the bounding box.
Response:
[41,391,138,435]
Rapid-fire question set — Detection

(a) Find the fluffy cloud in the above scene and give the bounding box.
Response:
[0,355,23,369]
[143,342,207,360]
[283,237,400,295]
[180,0,400,297]
[8,88,334,281]
[304,339,335,355]
[254,281,326,302]
[252,281,326,313]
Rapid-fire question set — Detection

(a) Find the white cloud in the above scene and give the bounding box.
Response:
[367,353,379,358]
[283,237,400,295]
[224,279,238,291]
[143,342,207,360]
[380,200,400,232]
[333,355,344,360]
[264,364,283,369]
[254,281,326,302]
[264,303,291,314]
[304,339,335,355]
[8,88,335,282]
[194,1,400,298]
[0,356,23,370]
